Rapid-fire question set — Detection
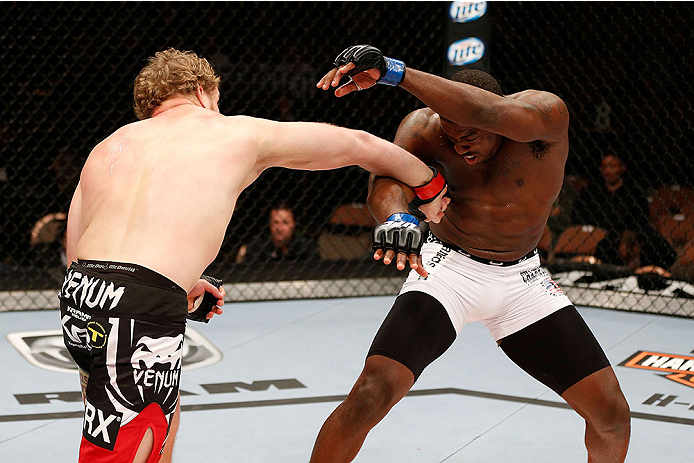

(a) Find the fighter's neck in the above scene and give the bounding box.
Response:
[151,97,199,117]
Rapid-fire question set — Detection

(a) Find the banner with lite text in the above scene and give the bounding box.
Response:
[445,1,491,76]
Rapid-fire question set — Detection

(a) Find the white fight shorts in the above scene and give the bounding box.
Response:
[400,234,572,341]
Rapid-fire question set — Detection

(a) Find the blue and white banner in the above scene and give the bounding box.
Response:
[445,1,491,76]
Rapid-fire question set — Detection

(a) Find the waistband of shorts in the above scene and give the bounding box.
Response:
[76,260,186,294]
[427,233,538,267]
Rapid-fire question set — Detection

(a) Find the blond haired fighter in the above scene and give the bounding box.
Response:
[61,48,447,463]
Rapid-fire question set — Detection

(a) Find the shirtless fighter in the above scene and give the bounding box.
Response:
[311,45,631,462]
[59,48,447,463]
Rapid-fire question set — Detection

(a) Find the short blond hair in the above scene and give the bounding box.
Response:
[133,48,220,120]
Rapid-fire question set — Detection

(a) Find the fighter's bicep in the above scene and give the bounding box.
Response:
[255,119,358,171]
[496,91,569,143]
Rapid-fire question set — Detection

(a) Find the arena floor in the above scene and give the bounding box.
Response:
[1,296,692,462]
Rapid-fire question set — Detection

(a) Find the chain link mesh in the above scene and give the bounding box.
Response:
[1,2,693,316]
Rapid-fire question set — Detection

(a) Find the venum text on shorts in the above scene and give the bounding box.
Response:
[61,269,126,311]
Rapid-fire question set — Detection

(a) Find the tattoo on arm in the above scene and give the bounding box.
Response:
[557,101,569,118]
[527,97,554,123]
[396,113,429,153]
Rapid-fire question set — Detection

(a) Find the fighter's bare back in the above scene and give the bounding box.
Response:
[73,104,267,291]
[394,97,568,261]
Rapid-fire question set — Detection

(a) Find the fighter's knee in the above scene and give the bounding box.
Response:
[348,373,406,416]
[591,393,631,437]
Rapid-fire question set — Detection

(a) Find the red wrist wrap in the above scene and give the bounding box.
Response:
[413,168,446,201]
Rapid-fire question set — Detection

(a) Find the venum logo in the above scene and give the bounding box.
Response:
[131,334,183,395]
[448,1,487,23]
[620,351,694,389]
[447,37,486,66]
[61,269,125,311]
[83,398,122,450]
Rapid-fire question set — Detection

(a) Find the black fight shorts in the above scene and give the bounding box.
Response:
[499,305,611,395]
[59,260,187,462]
[368,292,610,395]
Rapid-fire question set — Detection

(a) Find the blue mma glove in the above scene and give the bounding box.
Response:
[373,213,424,256]
[333,44,406,86]
[187,275,223,323]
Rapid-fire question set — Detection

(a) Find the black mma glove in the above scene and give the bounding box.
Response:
[333,45,406,86]
[187,275,223,323]
[373,213,425,256]
[408,167,447,221]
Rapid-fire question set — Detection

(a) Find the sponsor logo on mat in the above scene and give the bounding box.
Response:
[620,350,694,389]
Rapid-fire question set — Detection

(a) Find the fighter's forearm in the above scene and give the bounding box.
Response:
[367,175,415,223]
[399,68,498,129]
[257,121,433,189]
[354,131,434,189]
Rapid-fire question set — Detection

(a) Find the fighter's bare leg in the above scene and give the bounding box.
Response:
[561,367,630,463]
[500,306,631,463]
[159,399,181,463]
[309,355,414,463]
[311,291,455,462]
[133,428,155,463]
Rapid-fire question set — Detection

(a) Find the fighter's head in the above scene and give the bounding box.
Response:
[439,69,504,165]
[450,69,503,97]
[133,48,221,120]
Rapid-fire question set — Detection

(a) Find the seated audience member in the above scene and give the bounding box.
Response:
[593,228,677,290]
[571,153,649,235]
[594,228,676,275]
[236,204,315,263]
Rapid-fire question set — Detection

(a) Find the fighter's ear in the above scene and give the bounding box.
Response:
[195,85,206,107]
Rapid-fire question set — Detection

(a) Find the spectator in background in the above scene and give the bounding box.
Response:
[571,153,650,235]
[572,153,677,288]
[236,203,315,263]
[594,228,676,284]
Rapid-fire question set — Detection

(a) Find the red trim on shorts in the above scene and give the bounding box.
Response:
[79,403,169,463]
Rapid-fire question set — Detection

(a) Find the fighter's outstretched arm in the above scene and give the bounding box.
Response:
[250,118,447,223]
[317,45,568,143]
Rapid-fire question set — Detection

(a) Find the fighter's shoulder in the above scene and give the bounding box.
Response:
[399,108,440,131]
[89,123,133,154]
[395,108,441,144]
[219,114,279,132]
